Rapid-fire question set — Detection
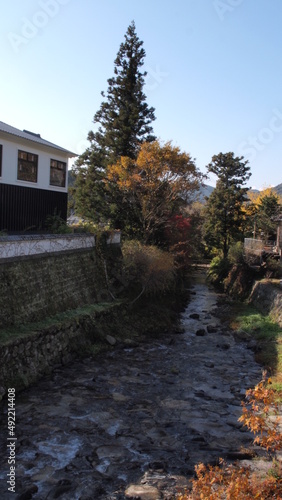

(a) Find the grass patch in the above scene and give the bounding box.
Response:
[0,302,120,346]
[231,303,282,393]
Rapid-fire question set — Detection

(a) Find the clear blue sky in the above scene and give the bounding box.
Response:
[1,0,282,189]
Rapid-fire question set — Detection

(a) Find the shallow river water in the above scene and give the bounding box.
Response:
[0,271,262,499]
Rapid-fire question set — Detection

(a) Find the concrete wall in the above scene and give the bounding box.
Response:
[0,234,95,259]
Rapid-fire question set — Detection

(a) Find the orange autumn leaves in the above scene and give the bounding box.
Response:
[106,140,200,192]
[105,140,202,243]
[239,375,282,452]
[178,375,282,499]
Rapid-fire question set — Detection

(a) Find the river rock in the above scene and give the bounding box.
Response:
[16,485,38,500]
[207,325,217,333]
[196,328,206,336]
[217,342,231,350]
[106,334,117,345]
[125,484,160,499]
[45,479,74,499]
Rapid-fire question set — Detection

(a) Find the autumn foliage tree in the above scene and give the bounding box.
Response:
[105,140,203,243]
[244,188,282,241]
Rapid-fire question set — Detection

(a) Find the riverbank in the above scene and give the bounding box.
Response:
[0,287,187,401]
[249,279,282,327]
[0,270,264,499]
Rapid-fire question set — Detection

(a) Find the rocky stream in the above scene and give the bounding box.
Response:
[0,271,263,499]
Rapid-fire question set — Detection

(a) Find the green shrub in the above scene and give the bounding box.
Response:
[228,241,244,264]
[207,256,231,288]
[122,240,176,303]
[45,213,72,234]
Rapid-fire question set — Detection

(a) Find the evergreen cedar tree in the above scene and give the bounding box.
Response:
[204,152,251,258]
[73,21,156,227]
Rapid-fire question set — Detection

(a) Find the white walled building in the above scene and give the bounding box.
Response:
[0,121,76,232]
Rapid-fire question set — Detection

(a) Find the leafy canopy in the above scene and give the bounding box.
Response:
[244,188,282,240]
[106,140,203,243]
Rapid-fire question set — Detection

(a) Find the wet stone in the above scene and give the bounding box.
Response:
[204,361,215,368]
[217,342,231,350]
[196,328,206,336]
[106,335,117,346]
[189,313,200,319]
[207,325,217,333]
[16,484,38,500]
[125,484,160,499]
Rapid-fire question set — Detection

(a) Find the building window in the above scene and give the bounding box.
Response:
[18,150,38,183]
[0,145,2,177]
[50,159,66,187]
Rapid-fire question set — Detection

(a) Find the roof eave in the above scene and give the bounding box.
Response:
[0,128,77,157]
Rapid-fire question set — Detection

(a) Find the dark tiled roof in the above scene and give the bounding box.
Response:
[0,121,76,156]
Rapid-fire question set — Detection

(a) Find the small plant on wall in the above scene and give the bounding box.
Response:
[45,212,72,234]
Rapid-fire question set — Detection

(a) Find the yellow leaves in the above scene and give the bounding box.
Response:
[105,140,203,242]
[106,156,136,188]
[247,186,279,205]
[106,140,201,195]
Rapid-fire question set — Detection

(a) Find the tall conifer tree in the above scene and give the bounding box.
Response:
[204,152,251,258]
[73,21,156,224]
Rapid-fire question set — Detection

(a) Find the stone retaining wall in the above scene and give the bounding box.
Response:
[0,235,125,400]
[0,243,122,329]
[0,304,122,400]
[249,281,282,326]
[0,250,101,328]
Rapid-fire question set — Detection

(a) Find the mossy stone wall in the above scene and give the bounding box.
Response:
[0,247,121,328]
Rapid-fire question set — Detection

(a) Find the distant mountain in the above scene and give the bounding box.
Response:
[194,184,214,202]
[274,183,282,196]
[200,184,214,198]
[198,182,282,201]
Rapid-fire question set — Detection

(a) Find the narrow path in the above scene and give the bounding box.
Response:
[0,271,262,499]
